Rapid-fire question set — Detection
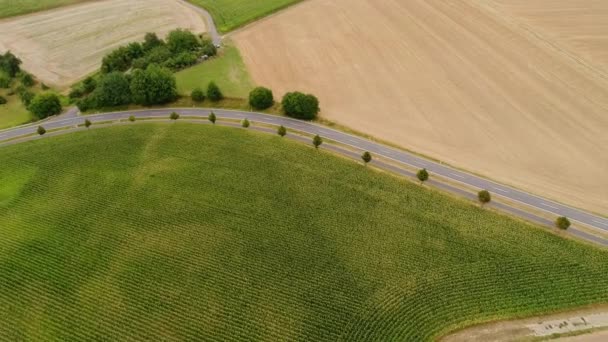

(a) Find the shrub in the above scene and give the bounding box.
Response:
[241,118,250,128]
[167,29,200,53]
[170,112,180,120]
[555,217,571,230]
[164,52,198,70]
[249,87,274,110]
[37,126,46,136]
[281,92,320,120]
[278,125,287,137]
[19,72,34,87]
[200,38,217,57]
[76,95,96,112]
[0,51,22,77]
[129,115,136,122]
[69,87,85,99]
[478,190,491,206]
[29,93,62,119]
[84,119,92,128]
[93,72,131,107]
[82,77,96,94]
[41,83,49,90]
[130,64,177,106]
[207,81,223,102]
[362,151,372,164]
[101,46,133,73]
[208,112,216,124]
[313,135,323,149]
[0,72,10,88]
[191,88,205,102]
[417,169,429,184]
[143,32,164,52]
[0,96,6,105]
[19,90,35,107]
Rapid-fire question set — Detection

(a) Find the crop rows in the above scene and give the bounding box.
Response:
[1,123,607,340]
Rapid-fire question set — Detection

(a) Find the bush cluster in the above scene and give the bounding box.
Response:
[249,87,274,110]
[281,92,320,120]
[0,51,21,78]
[29,93,62,119]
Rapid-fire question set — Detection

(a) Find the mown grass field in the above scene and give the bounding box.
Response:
[0,88,33,129]
[187,0,302,32]
[1,124,607,340]
[175,43,254,98]
[0,0,87,18]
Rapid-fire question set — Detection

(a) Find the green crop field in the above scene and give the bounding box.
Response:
[1,123,607,340]
[175,44,254,98]
[0,0,88,18]
[187,0,302,32]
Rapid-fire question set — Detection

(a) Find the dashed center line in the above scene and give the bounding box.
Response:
[451,173,465,179]
[541,202,560,210]
[491,187,509,194]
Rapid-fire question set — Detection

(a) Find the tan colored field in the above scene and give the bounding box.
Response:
[0,0,207,87]
[233,0,608,214]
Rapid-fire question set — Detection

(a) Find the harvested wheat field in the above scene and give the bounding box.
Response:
[234,0,608,215]
[0,0,207,87]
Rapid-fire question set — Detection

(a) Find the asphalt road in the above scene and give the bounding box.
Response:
[179,0,222,45]
[1,108,607,240]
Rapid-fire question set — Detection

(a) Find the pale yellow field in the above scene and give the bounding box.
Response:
[0,0,207,88]
[233,0,608,214]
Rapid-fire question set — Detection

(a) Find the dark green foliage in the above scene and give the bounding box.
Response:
[278,125,287,137]
[130,64,177,106]
[191,88,205,102]
[164,52,198,70]
[126,42,145,60]
[478,190,492,205]
[101,46,134,73]
[82,77,96,94]
[281,92,320,120]
[142,32,164,52]
[361,151,372,164]
[555,217,571,230]
[128,115,136,122]
[36,126,46,135]
[249,86,274,110]
[132,46,172,70]
[41,83,49,90]
[76,96,96,112]
[0,72,10,88]
[170,112,180,120]
[0,51,22,77]
[417,168,429,183]
[0,96,6,105]
[208,112,216,124]
[29,92,62,119]
[207,81,223,102]
[241,118,250,128]
[19,89,34,107]
[313,134,323,149]
[200,38,217,57]
[84,119,92,128]
[93,72,131,107]
[167,29,200,54]
[19,72,34,87]
[69,87,84,99]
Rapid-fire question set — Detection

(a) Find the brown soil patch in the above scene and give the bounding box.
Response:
[0,0,207,88]
[233,0,608,215]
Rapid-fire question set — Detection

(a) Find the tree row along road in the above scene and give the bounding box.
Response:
[1,108,607,241]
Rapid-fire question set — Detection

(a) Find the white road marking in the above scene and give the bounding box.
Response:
[541,202,560,210]
[491,186,509,194]
[451,173,465,179]
[593,219,607,226]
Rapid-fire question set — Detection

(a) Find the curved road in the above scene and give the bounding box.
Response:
[179,0,222,45]
[1,108,607,240]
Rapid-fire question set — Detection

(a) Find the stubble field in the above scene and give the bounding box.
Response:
[0,0,207,88]
[233,0,608,214]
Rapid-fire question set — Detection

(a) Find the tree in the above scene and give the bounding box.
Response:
[82,76,96,94]
[19,89,34,108]
[130,64,177,105]
[191,87,205,102]
[29,93,62,119]
[19,72,34,87]
[555,216,571,230]
[249,87,274,110]
[207,81,223,102]
[362,151,372,165]
[101,46,133,73]
[93,72,131,107]
[278,125,287,137]
[313,135,323,149]
[0,51,22,77]
[170,112,180,120]
[84,119,92,129]
[129,115,136,122]
[37,126,46,136]
[478,190,491,206]
[166,29,200,53]
[241,118,250,128]
[208,112,216,124]
[143,32,164,52]
[200,37,217,57]
[417,168,429,184]
[281,92,320,120]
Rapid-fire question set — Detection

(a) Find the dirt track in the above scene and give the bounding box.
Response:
[0,0,207,88]
[233,0,608,214]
